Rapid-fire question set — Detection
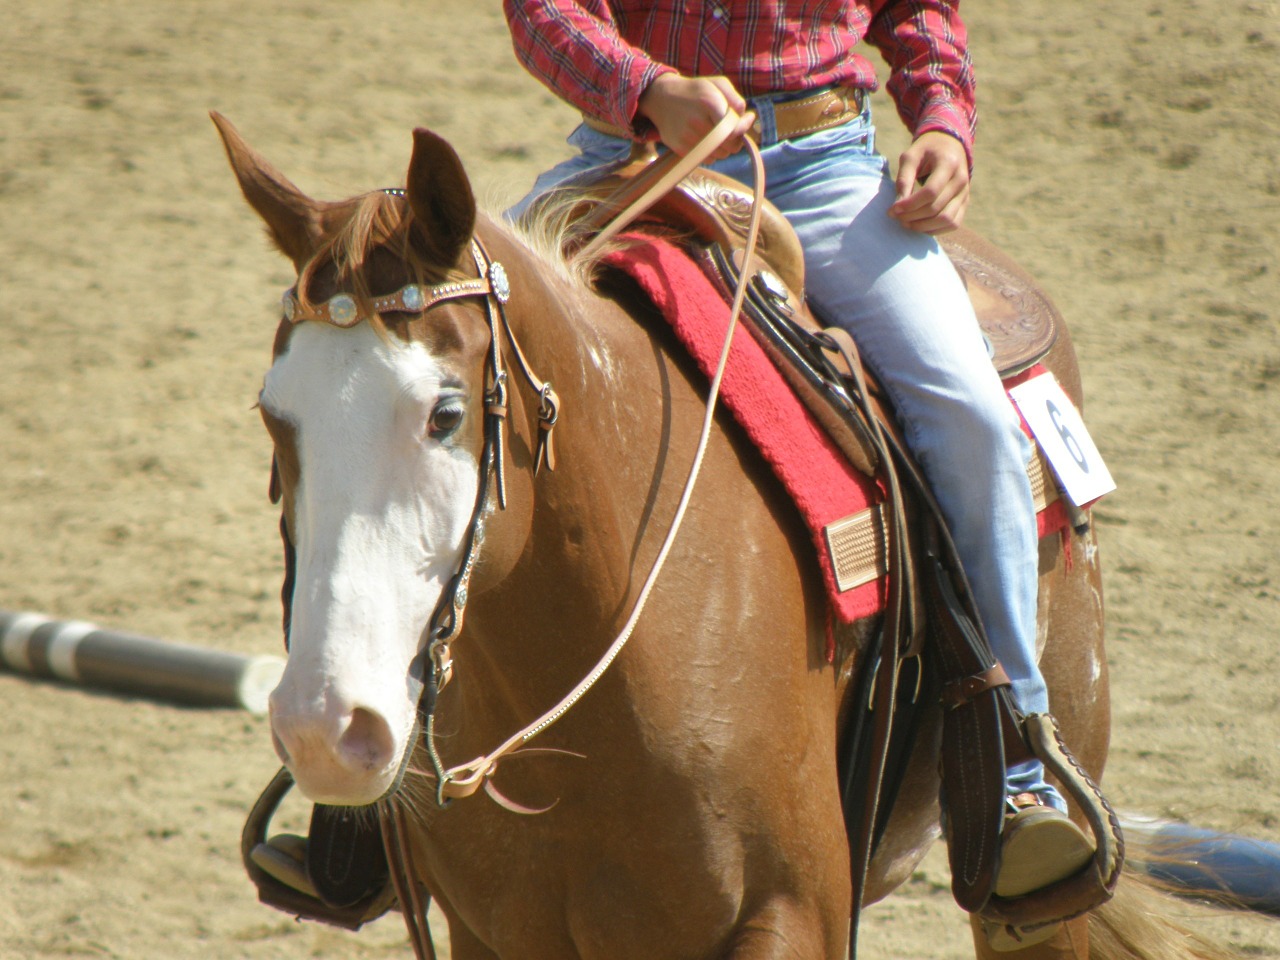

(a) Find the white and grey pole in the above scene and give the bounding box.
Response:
[0,609,283,715]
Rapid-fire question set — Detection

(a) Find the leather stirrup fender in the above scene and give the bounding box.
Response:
[925,546,1014,914]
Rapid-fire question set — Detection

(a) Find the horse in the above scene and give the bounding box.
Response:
[212,112,1232,960]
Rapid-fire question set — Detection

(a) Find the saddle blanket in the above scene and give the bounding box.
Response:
[602,235,1073,625]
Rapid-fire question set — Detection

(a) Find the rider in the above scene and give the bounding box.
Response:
[502,0,1093,946]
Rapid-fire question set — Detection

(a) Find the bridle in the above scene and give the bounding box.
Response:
[267,119,763,960]
[275,231,562,960]
[281,222,562,747]
[411,119,767,815]
[398,237,560,715]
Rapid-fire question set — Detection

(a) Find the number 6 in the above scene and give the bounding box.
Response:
[1046,398,1089,473]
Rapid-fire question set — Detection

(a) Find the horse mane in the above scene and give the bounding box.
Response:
[505,181,685,290]
[505,186,605,288]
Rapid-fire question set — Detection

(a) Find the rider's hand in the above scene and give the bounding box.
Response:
[890,130,971,234]
[637,73,756,160]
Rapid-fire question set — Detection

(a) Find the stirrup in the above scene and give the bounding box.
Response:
[976,715,1124,942]
[241,767,397,930]
[982,795,1097,951]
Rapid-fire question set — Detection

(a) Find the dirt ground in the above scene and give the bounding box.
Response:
[0,1,1277,957]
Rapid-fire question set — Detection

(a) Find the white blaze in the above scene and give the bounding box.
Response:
[261,322,478,804]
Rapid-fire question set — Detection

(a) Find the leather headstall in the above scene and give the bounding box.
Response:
[245,233,561,951]
[279,234,560,727]
[404,238,562,806]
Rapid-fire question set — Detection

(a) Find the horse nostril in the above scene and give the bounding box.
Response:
[338,706,396,773]
[271,727,292,766]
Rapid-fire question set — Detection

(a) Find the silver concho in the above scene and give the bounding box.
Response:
[328,293,359,326]
[489,262,511,303]
[281,289,297,322]
[401,284,425,312]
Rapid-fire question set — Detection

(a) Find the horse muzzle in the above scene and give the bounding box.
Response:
[268,680,414,806]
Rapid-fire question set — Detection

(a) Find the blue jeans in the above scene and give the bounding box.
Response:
[510,98,1057,805]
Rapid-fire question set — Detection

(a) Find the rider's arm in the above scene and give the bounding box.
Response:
[866,0,976,169]
[867,0,976,233]
[503,0,676,137]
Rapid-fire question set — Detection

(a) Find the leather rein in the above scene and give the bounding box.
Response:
[417,115,764,812]
[273,118,763,959]
[408,120,762,957]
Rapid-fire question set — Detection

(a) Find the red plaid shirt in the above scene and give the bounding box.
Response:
[504,0,976,159]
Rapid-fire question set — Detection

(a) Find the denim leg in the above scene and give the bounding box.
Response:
[714,119,1058,805]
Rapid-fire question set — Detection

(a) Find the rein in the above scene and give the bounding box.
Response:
[260,121,764,960]
[416,120,766,808]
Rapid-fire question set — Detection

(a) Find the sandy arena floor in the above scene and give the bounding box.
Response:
[0,1,1277,956]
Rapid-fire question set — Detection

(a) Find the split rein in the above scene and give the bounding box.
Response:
[266,117,764,960]
[417,113,766,809]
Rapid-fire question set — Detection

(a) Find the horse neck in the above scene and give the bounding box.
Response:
[452,220,668,725]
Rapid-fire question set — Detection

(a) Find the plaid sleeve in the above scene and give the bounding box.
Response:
[866,0,977,168]
[503,0,674,136]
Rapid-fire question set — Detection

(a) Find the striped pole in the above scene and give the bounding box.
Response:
[0,609,283,715]
[1123,815,1280,917]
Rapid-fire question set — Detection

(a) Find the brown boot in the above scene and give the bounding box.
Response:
[983,792,1096,952]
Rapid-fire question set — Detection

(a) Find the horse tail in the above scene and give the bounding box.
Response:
[1087,870,1240,960]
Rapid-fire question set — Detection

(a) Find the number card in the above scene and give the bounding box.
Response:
[1009,373,1116,506]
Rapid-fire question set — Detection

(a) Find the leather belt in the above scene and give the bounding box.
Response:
[583,85,865,144]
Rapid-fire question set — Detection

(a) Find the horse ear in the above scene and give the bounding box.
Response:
[406,128,476,268]
[210,111,327,270]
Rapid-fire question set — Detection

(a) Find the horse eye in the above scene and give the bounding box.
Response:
[427,401,465,439]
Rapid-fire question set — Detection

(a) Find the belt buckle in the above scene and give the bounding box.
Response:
[825,86,861,121]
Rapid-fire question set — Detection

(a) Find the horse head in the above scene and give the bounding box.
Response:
[213,113,531,805]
